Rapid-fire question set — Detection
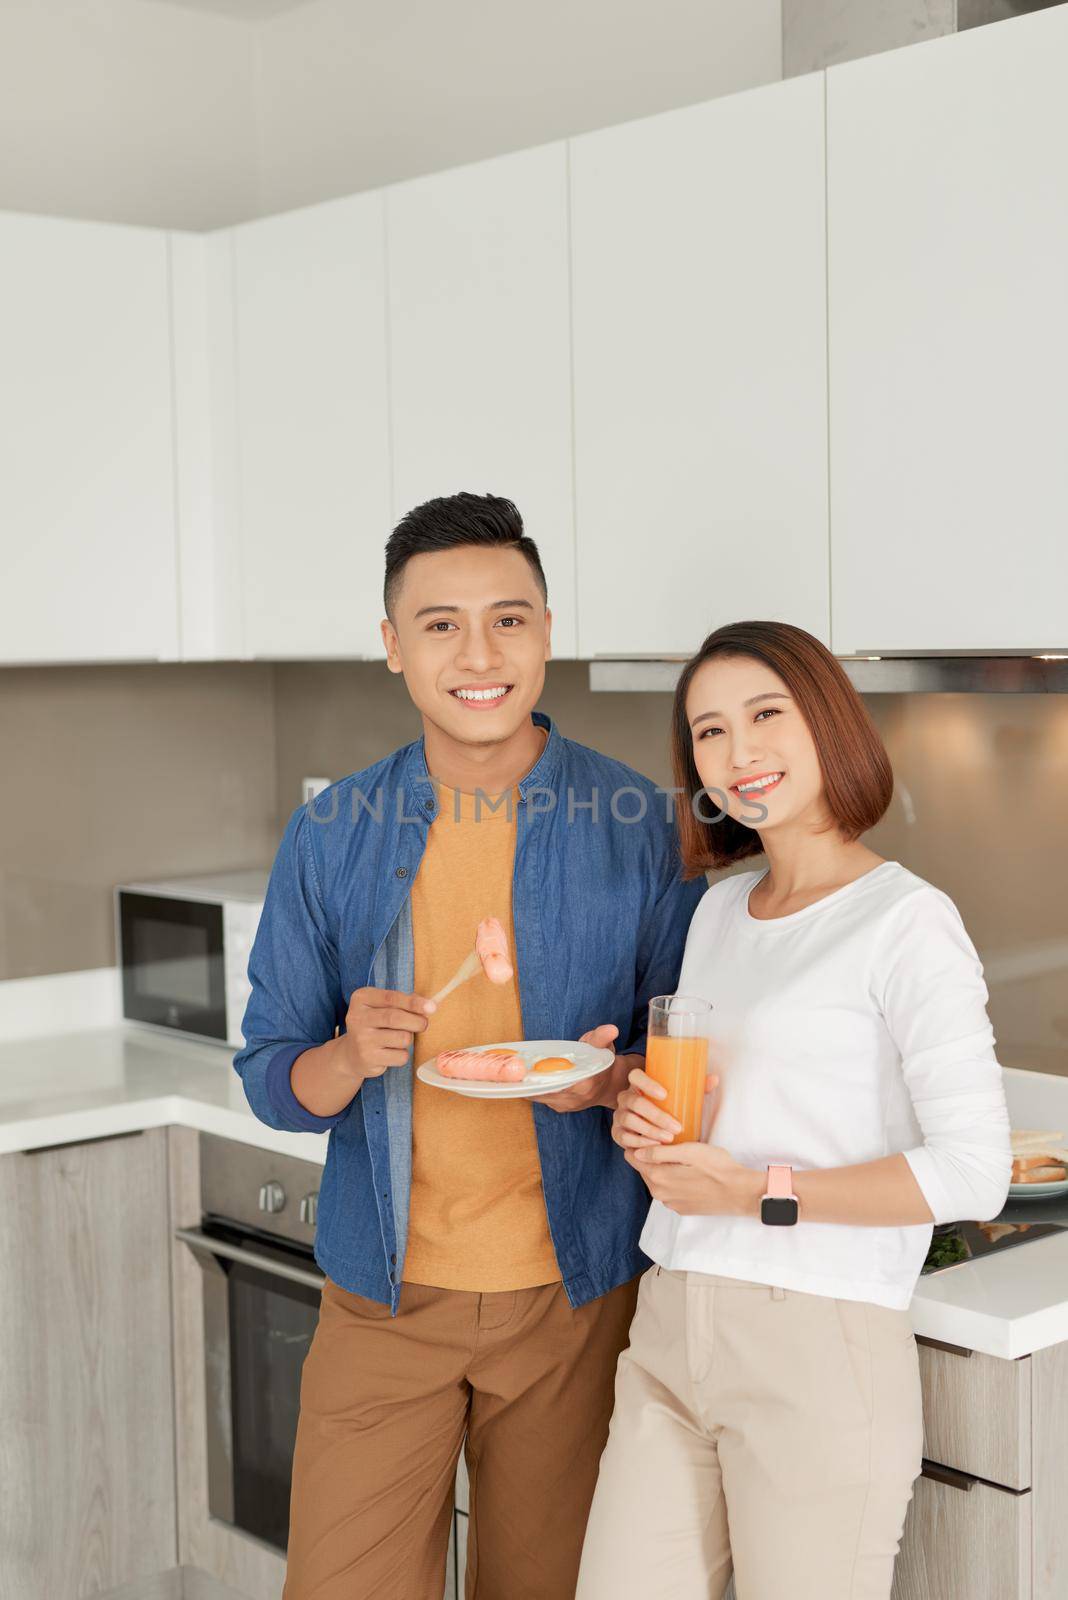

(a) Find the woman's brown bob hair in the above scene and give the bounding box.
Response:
[672,620,894,879]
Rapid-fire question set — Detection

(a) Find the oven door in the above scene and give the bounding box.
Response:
[176,1222,324,1553]
[118,890,228,1042]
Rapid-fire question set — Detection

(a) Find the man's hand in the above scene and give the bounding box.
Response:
[289,986,437,1121]
[528,1024,629,1113]
[337,987,437,1085]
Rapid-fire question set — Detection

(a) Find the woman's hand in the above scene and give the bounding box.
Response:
[612,1065,718,1150]
[625,1141,761,1217]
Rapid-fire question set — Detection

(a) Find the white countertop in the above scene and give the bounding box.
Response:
[0,1025,328,1165]
[1,1026,1066,1360]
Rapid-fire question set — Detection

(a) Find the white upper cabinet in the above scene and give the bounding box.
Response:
[0,213,179,664]
[386,145,577,656]
[828,8,1068,654]
[570,75,830,660]
[233,193,392,659]
[170,230,245,662]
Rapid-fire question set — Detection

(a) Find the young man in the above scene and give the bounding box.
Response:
[233,492,706,1600]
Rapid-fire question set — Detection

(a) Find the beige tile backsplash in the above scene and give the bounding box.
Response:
[4,658,1066,1078]
[0,663,278,980]
[863,691,1068,1078]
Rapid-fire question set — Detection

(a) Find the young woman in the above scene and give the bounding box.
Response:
[576,620,1012,1600]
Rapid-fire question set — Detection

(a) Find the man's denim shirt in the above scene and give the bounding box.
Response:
[233,710,707,1314]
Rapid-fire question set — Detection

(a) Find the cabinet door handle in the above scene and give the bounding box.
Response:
[915,1334,973,1358]
[21,1130,146,1156]
[921,1459,976,1492]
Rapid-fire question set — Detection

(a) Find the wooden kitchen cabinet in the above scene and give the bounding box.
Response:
[892,1339,1033,1600]
[1031,1339,1068,1600]
[827,5,1068,655]
[0,212,180,665]
[889,1336,1068,1600]
[917,1339,1031,1490]
[232,192,392,660]
[386,144,577,657]
[892,1465,1031,1600]
[570,73,830,660]
[0,1130,176,1597]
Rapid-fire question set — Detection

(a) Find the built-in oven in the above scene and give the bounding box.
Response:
[176,1133,324,1553]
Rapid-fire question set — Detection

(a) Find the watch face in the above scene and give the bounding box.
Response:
[761,1196,799,1226]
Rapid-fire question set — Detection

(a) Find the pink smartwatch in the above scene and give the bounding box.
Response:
[761,1164,799,1226]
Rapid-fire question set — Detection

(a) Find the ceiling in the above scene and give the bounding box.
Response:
[139,0,317,18]
[2,0,782,229]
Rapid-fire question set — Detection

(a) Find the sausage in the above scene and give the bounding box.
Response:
[436,1048,527,1082]
[475,917,514,985]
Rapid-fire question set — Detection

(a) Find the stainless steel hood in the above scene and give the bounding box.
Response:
[588,655,1068,694]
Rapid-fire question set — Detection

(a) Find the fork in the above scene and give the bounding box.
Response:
[429,948,481,1007]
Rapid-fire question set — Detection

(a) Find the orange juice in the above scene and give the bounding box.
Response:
[645,1034,708,1143]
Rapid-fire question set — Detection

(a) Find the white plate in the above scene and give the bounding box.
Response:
[416,1039,615,1100]
[1008,1176,1068,1201]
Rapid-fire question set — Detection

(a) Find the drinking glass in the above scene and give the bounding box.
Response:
[645,995,713,1144]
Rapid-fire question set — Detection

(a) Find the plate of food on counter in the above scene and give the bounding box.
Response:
[1008,1129,1068,1199]
[417,1040,616,1100]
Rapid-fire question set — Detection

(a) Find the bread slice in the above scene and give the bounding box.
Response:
[1012,1164,1068,1185]
[979,1223,1022,1242]
[1011,1129,1065,1153]
[1014,1153,1065,1173]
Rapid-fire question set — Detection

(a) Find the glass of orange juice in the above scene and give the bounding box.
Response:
[645,995,713,1144]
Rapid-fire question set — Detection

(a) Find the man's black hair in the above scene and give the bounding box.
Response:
[383,492,548,621]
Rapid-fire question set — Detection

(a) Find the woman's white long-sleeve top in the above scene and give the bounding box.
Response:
[640,861,1014,1310]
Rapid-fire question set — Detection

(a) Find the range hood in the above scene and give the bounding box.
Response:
[588,654,1068,694]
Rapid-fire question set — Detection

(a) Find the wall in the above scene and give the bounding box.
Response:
[4,662,1065,1078]
[270,660,679,817]
[782,0,955,75]
[864,691,1068,1078]
[781,0,1064,75]
[276,665,1068,1078]
[0,663,277,979]
[958,0,1063,25]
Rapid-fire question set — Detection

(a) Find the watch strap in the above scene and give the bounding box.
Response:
[765,1164,794,1199]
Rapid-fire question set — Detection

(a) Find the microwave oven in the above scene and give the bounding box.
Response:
[115,869,269,1048]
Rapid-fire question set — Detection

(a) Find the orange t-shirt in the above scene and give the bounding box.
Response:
[402,775,560,1292]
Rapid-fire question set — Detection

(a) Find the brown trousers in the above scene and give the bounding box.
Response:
[283,1274,640,1600]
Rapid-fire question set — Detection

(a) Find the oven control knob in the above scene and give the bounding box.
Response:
[258,1180,286,1215]
[299,1192,319,1227]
